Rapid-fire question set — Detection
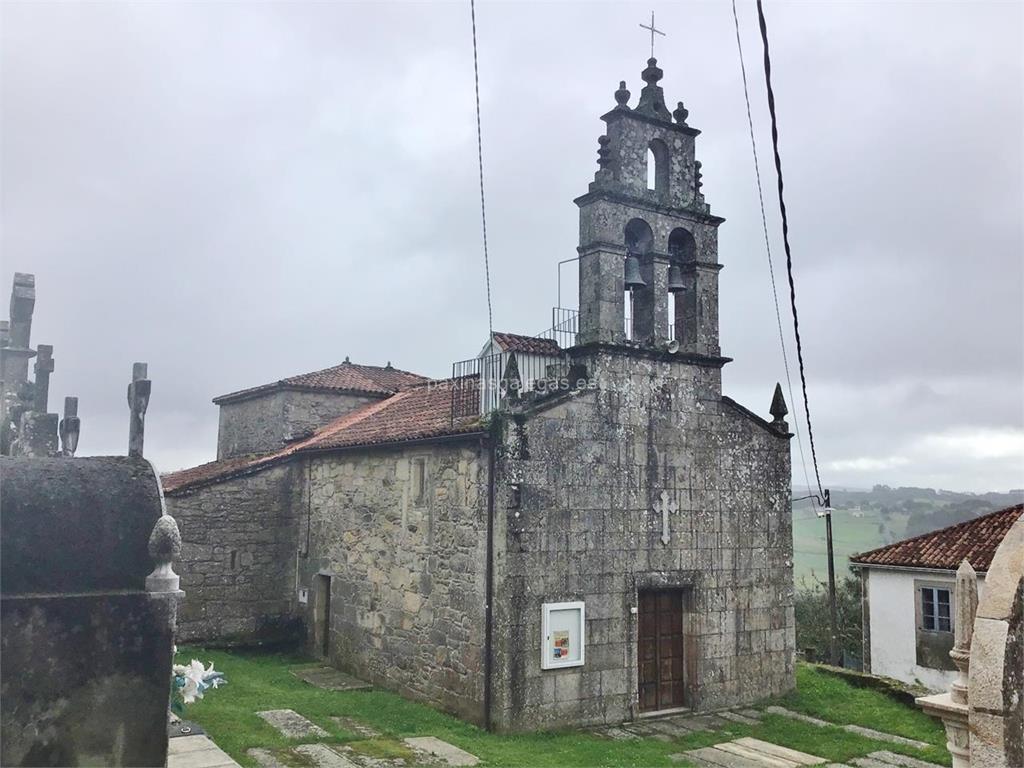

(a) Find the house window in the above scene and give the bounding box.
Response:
[921,587,952,632]
[412,458,426,504]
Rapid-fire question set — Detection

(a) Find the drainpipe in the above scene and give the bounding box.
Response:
[483,438,496,731]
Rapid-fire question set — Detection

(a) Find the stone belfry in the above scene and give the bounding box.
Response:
[575,58,723,357]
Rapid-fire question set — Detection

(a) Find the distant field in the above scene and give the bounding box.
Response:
[792,507,909,587]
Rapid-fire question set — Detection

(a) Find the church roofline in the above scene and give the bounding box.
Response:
[721,395,793,440]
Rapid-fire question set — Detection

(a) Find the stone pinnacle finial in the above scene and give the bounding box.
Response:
[597,135,612,168]
[614,80,631,109]
[145,513,182,593]
[635,59,671,121]
[642,57,662,85]
[770,383,788,431]
[949,559,978,705]
[673,101,690,126]
[343,356,350,364]
[59,396,80,457]
[127,362,151,458]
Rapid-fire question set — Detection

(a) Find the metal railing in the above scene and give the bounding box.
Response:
[536,307,579,349]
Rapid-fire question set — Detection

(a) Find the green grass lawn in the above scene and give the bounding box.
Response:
[177,647,949,767]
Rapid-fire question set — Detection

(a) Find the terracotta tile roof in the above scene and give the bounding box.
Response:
[491,332,561,356]
[212,360,427,404]
[850,503,1023,572]
[163,377,483,495]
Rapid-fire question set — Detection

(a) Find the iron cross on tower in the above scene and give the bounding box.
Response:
[639,11,666,58]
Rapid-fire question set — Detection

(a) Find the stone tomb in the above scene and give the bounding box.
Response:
[0,456,178,767]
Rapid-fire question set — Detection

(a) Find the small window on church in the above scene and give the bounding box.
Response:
[412,458,426,504]
[647,148,657,190]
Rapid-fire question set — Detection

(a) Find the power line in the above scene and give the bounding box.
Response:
[730,0,814,510]
[755,0,824,499]
[469,0,494,338]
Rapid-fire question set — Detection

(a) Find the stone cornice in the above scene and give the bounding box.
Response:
[600,108,701,137]
[573,189,725,226]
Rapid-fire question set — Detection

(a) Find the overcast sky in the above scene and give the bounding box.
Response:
[2,1,1021,493]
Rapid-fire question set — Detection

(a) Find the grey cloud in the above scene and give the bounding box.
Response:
[2,1,1020,491]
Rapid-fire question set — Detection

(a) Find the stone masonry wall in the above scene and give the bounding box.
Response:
[491,347,793,731]
[217,390,378,459]
[301,441,489,724]
[166,462,303,643]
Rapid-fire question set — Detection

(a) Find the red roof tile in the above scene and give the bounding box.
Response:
[163,377,483,494]
[491,332,561,356]
[213,360,426,404]
[850,503,1023,572]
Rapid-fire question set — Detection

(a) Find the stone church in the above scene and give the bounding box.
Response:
[164,57,795,731]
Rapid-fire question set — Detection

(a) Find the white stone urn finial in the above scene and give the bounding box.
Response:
[146,513,181,593]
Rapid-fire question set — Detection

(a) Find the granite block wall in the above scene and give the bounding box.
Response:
[166,462,303,643]
[491,348,794,731]
[217,390,378,459]
[301,441,489,724]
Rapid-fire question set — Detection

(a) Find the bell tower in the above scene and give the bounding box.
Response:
[574,58,724,358]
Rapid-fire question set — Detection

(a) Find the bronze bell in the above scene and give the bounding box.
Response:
[667,263,686,293]
[624,254,646,290]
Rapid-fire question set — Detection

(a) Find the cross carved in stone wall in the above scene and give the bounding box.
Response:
[653,490,679,546]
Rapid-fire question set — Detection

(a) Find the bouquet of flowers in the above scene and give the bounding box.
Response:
[171,656,227,714]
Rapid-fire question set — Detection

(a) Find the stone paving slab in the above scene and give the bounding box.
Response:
[257,709,330,739]
[331,716,382,738]
[685,738,825,768]
[292,665,373,691]
[733,738,823,766]
[764,706,831,728]
[764,706,931,750]
[850,759,896,768]
[865,751,946,768]
[685,745,776,768]
[167,736,240,768]
[246,749,289,768]
[597,726,642,740]
[739,709,763,720]
[719,711,762,726]
[644,718,696,739]
[296,743,360,767]
[404,737,480,766]
[715,741,804,768]
[844,725,930,749]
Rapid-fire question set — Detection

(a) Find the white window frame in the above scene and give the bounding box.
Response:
[541,601,586,670]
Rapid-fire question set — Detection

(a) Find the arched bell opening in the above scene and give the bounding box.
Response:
[623,219,654,340]
[668,228,698,345]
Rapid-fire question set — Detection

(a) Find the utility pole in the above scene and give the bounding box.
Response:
[822,488,841,666]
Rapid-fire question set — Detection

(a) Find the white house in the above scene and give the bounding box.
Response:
[851,503,1022,691]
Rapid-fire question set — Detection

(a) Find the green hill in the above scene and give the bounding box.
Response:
[791,485,1022,587]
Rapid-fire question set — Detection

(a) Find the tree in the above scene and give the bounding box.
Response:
[794,575,863,667]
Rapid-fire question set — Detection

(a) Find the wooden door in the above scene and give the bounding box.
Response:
[638,589,686,711]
